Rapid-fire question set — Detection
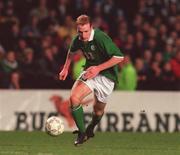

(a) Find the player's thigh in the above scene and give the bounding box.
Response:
[93,96,106,115]
[71,80,92,101]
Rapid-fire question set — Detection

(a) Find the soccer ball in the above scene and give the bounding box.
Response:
[45,116,64,136]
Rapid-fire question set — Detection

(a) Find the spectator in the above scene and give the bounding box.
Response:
[123,34,135,60]
[154,51,163,67]
[146,61,162,90]
[0,51,19,88]
[134,31,145,58]
[56,0,74,23]
[30,0,48,20]
[0,44,5,61]
[9,70,21,89]
[22,15,41,38]
[19,48,38,88]
[39,9,59,34]
[135,58,148,90]
[37,47,59,88]
[116,55,137,90]
[170,50,180,79]
[161,61,175,90]
[143,49,152,71]
[56,15,76,39]
[170,50,180,90]
[163,44,175,62]
[0,51,18,73]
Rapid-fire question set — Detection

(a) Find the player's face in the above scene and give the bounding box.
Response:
[77,23,92,41]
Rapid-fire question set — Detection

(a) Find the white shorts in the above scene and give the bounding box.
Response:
[78,72,115,103]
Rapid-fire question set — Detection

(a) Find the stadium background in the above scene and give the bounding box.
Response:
[0,0,180,155]
[0,0,179,90]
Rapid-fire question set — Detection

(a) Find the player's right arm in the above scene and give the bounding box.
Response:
[59,50,73,80]
[59,35,80,80]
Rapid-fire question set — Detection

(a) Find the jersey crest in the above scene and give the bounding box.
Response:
[90,45,96,51]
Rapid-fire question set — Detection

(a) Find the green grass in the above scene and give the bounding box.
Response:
[0,132,180,155]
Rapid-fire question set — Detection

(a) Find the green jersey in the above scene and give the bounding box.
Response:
[69,28,124,83]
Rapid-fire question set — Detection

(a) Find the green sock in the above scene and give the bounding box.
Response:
[71,105,85,133]
[90,113,103,128]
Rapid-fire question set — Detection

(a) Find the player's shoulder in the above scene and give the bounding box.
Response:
[94,28,108,37]
[71,34,81,45]
[94,28,111,40]
[72,35,79,42]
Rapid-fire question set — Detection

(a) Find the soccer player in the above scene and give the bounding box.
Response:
[59,15,124,146]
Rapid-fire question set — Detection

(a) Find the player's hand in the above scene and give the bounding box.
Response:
[59,68,68,80]
[83,66,100,80]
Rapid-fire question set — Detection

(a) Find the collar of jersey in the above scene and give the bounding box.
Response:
[78,29,94,41]
[88,29,94,41]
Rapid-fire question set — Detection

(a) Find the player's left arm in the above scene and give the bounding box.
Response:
[97,56,124,71]
[84,31,124,80]
[84,56,123,80]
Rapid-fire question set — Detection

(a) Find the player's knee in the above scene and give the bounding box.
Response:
[70,94,81,107]
[94,108,104,116]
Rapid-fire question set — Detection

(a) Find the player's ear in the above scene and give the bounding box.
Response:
[90,24,93,30]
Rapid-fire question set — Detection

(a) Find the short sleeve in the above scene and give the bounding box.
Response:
[95,30,123,57]
[69,35,80,53]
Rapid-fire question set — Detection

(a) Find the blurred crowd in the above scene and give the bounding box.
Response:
[0,0,179,90]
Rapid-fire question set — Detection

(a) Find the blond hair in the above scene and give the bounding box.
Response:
[76,14,92,25]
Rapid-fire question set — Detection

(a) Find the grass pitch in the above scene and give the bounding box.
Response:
[0,131,180,155]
